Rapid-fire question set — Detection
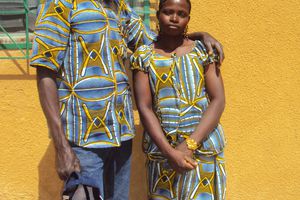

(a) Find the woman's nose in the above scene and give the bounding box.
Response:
[170,14,179,22]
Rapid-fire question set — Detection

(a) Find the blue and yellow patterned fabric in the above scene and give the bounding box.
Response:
[131,40,226,199]
[30,0,155,148]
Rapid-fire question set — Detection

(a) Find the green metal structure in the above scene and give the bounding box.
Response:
[129,0,153,26]
[0,0,38,59]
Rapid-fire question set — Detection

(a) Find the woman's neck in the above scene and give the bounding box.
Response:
[155,35,187,53]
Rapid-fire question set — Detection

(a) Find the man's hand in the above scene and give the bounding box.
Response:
[188,32,225,67]
[56,145,81,180]
[200,32,225,67]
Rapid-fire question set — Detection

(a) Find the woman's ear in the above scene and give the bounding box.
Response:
[156,11,160,20]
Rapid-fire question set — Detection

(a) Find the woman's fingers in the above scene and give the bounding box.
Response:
[184,156,197,168]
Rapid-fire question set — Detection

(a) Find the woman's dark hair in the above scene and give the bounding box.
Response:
[158,0,192,13]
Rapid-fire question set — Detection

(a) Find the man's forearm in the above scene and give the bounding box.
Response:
[36,68,69,150]
[187,32,206,41]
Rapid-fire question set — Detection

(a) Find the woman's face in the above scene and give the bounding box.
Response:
[157,0,190,37]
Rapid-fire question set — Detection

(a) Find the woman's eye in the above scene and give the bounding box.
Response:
[163,9,173,15]
[178,11,188,18]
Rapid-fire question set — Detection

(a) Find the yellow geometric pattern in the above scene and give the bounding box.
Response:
[30,0,155,148]
[131,41,226,199]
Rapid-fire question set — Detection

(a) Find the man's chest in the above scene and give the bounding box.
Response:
[70,0,123,33]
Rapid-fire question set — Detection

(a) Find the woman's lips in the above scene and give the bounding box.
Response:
[167,25,180,29]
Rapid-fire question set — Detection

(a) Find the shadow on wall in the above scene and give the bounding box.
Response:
[38,141,63,200]
[37,128,148,200]
[130,124,148,200]
[0,50,35,80]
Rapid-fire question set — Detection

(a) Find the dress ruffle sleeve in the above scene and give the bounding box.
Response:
[130,45,152,72]
[194,40,219,67]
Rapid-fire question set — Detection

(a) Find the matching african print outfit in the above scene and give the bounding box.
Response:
[30,0,154,148]
[131,40,226,200]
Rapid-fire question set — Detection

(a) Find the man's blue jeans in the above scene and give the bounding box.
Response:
[64,140,132,200]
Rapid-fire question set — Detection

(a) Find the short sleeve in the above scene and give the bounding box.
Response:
[194,40,219,67]
[119,0,156,52]
[30,0,72,72]
[130,45,152,72]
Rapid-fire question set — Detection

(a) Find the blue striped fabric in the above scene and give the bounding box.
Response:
[30,0,155,148]
[131,40,225,157]
[131,40,226,199]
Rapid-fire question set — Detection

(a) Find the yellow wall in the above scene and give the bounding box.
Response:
[1,0,300,199]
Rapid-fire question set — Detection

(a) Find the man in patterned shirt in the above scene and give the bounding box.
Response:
[31,0,224,199]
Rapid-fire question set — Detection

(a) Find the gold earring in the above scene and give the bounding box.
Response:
[184,25,188,38]
[156,23,160,33]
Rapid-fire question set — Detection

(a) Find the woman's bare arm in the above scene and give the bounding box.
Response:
[189,62,225,143]
[133,70,197,172]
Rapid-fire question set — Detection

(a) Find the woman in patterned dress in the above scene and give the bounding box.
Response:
[131,0,226,199]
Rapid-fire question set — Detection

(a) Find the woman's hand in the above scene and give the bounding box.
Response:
[165,146,197,173]
[175,140,194,159]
